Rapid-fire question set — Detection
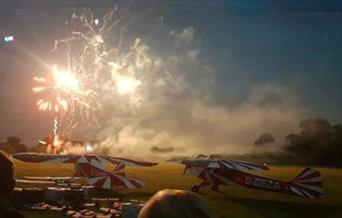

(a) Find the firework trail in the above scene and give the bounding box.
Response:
[53,116,58,136]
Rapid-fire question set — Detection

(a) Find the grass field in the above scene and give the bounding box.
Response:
[12,159,342,218]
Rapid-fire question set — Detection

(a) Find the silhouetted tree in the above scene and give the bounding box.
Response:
[195,154,207,159]
[7,136,20,145]
[6,136,27,153]
[254,133,275,146]
[285,118,342,166]
[250,133,276,154]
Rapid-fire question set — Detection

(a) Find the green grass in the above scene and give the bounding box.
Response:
[12,160,342,218]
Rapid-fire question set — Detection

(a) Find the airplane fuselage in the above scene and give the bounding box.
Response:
[206,168,289,194]
[181,159,323,198]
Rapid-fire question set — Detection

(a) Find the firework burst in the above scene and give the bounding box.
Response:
[32,8,157,153]
[33,65,80,112]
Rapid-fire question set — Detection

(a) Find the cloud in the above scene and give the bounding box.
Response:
[187,49,200,59]
[170,26,195,43]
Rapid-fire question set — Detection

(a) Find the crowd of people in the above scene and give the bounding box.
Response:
[0,151,216,218]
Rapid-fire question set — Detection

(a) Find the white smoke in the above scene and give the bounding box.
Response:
[50,10,305,160]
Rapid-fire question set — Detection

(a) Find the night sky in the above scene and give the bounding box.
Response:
[0,0,341,157]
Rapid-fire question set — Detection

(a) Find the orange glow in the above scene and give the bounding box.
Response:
[53,135,63,148]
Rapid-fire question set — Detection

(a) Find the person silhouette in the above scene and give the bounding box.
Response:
[0,151,24,218]
[138,189,216,218]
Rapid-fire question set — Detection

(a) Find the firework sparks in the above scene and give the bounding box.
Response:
[33,65,80,112]
[32,9,158,153]
[50,10,148,122]
[53,117,58,136]
[52,67,79,93]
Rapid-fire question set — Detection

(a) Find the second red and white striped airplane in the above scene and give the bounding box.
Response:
[12,153,158,190]
[173,158,323,198]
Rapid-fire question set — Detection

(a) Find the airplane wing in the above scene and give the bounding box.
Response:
[12,153,82,163]
[219,159,269,171]
[101,156,158,167]
[170,159,269,172]
[171,159,224,169]
[13,153,158,167]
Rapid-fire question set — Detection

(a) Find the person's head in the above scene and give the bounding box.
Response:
[0,151,15,199]
[138,189,216,218]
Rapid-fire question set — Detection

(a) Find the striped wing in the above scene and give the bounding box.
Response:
[12,153,81,163]
[218,159,269,171]
[102,156,158,167]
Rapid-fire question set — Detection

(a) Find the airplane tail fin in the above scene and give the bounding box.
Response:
[86,174,144,189]
[288,168,323,198]
[77,162,144,189]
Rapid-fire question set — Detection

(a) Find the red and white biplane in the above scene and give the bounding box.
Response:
[174,158,323,198]
[13,153,157,189]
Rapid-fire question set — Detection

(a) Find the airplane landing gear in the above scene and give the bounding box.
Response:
[191,185,200,193]
[211,184,219,191]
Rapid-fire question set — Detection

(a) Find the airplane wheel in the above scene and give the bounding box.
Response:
[191,185,200,193]
[211,184,219,191]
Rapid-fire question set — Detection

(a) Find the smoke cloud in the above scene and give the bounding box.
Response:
[88,42,304,160]
[1,10,307,161]
[54,15,304,161]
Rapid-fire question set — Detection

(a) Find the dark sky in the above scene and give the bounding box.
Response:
[0,0,342,147]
